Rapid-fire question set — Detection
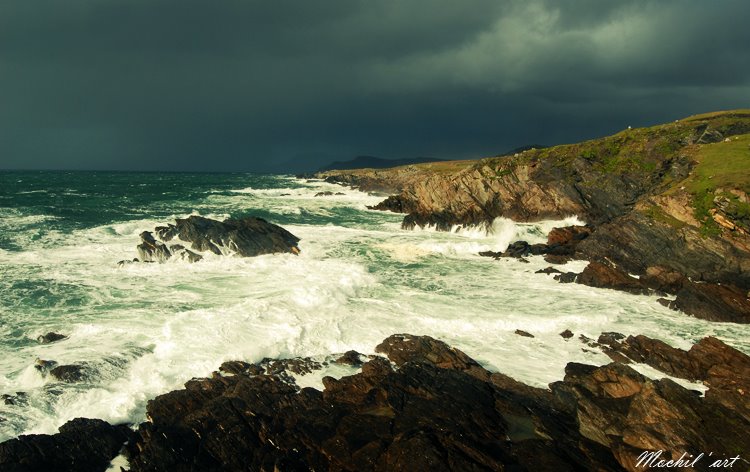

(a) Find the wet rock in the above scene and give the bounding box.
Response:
[375,333,488,380]
[547,225,592,246]
[137,231,172,262]
[36,332,67,344]
[543,254,571,264]
[576,261,651,295]
[0,418,133,472]
[135,216,300,262]
[334,350,364,366]
[515,329,534,338]
[536,266,562,274]
[2,393,28,406]
[554,272,578,283]
[49,365,85,383]
[218,360,252,375]
[669,280,750,323]
[559,329,574,339]
[117,258,140,266]
[33,359,58,374]
[314,191,334,197]
[170,244,203,262]
[640,266,686,294]
[127,335,615,471]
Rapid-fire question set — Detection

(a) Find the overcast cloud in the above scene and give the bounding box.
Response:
[1,0,748,172]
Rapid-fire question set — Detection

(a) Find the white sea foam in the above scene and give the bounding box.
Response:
[0,177,748,442]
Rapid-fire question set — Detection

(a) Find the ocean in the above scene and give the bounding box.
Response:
[1,171,748,442]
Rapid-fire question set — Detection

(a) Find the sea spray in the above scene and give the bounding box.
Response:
[0,171,748,442]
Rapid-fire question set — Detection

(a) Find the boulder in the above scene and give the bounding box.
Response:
[576,261,651,295]
[49,365,85,383]
[514,329,534,338]
[137,231,171,262]
[334,350,364,366]
[133,216,300,263]
[36,332,67,344]
[668,281,750,323]
[0,418,132,472]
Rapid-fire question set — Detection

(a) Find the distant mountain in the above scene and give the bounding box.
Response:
[318,155,445,172]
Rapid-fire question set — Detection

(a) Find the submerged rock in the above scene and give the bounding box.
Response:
[36,332,67,344]
[131,215,300,263]
[49,365,85,383]
[0,418,133,472]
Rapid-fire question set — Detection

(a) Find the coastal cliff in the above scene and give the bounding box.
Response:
[318,110,750,323]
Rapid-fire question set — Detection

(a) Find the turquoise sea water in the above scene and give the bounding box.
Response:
[1,171,748,441]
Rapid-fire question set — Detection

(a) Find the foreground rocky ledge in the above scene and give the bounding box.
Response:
[4,333,748,471]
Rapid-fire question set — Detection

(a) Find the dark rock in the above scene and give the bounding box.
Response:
[375,333,488,380]
[670,280,750,323]
[314,191,334,197]
[49,365,85,383]
[576,261,651,295]
[117,258,140,266]
[536,266,562,274]
[554,272,578,283]
[137,231,172,262]
[126,335,617,471]
[514,329,534,338]
[0,418,133,472]
[547,225,592,246]
[170,216,300,258]
[334,350,363,366]
[33,359,58,374]
[478,250,502,259]
[2,393,28,406]
[503,241,531,258]
[36,332,67,344]
[135,216,301,262]
[559,329,574,339]
[543,254,571,264]
[218,360,252,375]
[640,266,687,294]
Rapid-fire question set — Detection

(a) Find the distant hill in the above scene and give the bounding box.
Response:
[318,155,445,172]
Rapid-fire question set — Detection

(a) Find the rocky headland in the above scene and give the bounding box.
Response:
[2,333,749,471]
[318,110,750,323]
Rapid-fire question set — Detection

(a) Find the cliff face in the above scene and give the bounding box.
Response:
[318,110,750,317]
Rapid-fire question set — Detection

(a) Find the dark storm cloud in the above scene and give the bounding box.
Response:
[1,0,749,171]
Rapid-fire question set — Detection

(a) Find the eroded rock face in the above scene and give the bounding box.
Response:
[0,418,132,472]
[134,215,300,263]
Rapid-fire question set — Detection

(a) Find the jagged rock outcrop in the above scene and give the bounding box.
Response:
[0,418,133,472]
[134,215,300,262]
[117,334,750,472]
[320,111,750,323]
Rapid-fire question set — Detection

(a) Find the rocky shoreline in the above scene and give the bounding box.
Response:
[2,333,749,471]
[318,111,750,323]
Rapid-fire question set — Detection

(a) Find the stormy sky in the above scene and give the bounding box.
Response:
[1,1,749,172]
